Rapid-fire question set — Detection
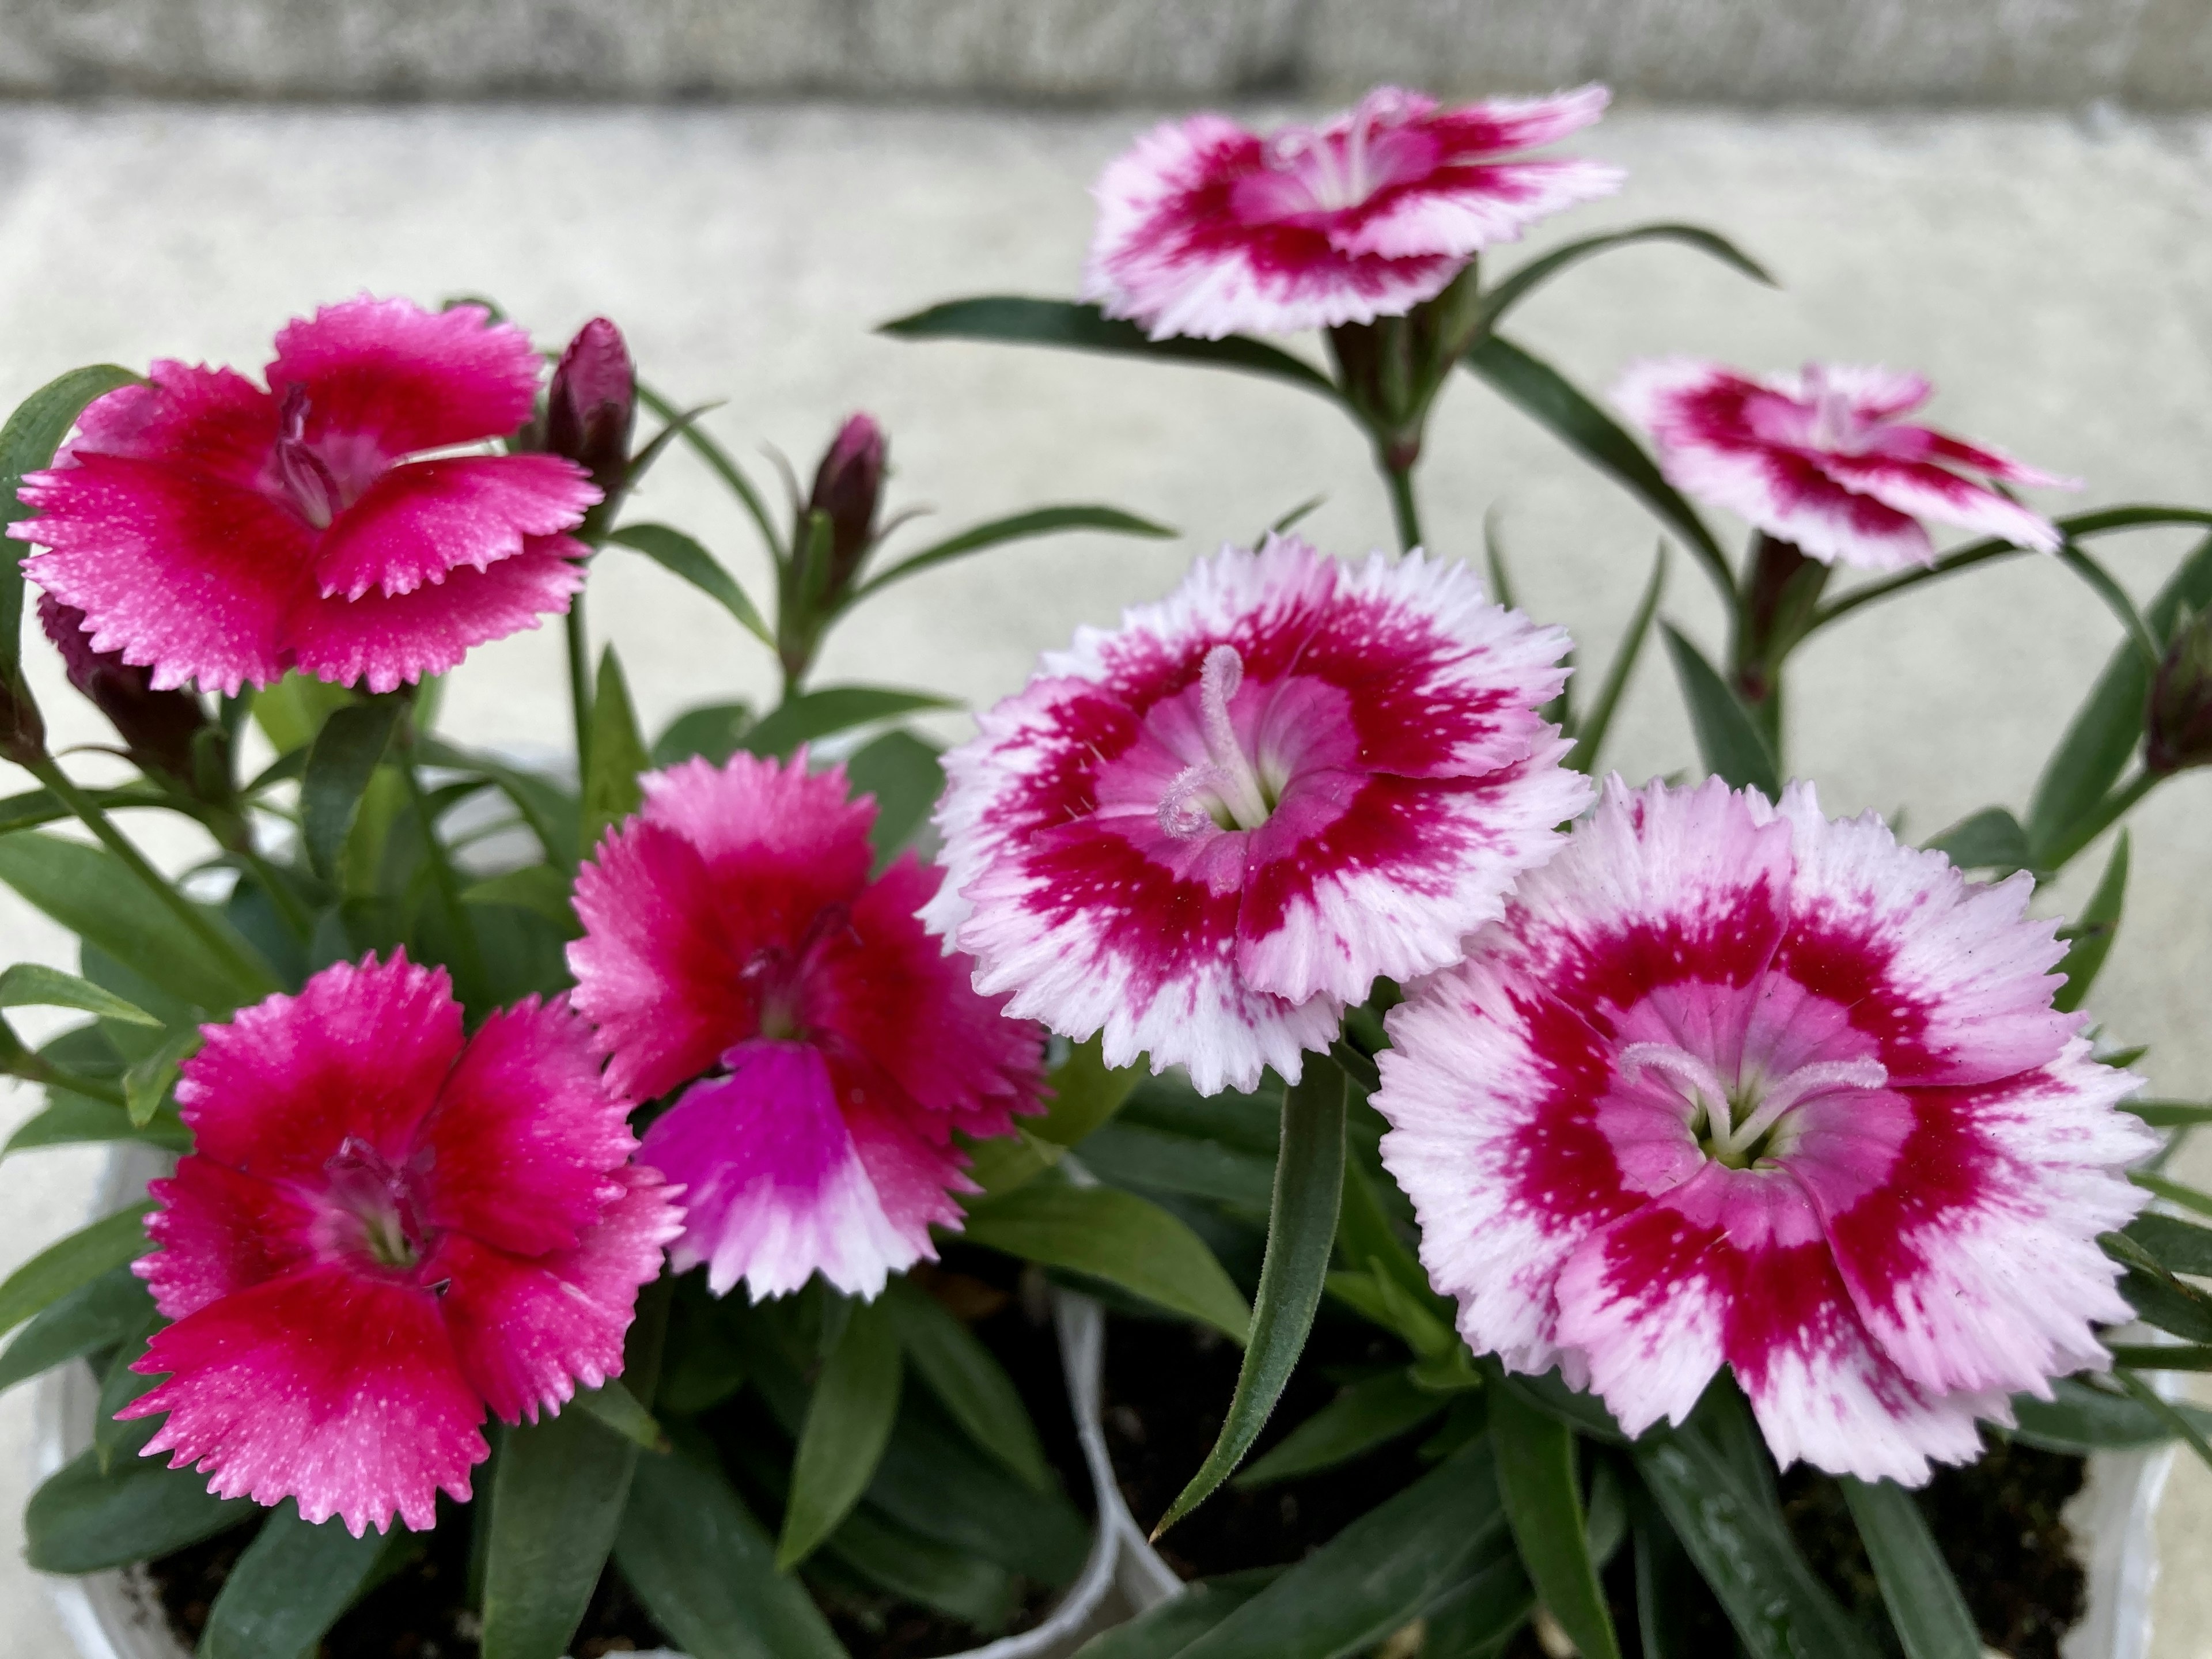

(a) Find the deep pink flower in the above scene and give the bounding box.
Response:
[119,955,679,1535]
[567,753,1045,1301]
[10,296,599,695]
[1084,84,1622,340]
[927,535,1589,1096]
[1374,777,2152,1484]
[1613,358,2074,572]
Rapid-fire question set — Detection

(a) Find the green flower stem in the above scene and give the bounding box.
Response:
[400,751,491,1013]
[565,597,593,778]
[0,1027,127,1108]
[1384,465,1424,555]
[25,753,279,997]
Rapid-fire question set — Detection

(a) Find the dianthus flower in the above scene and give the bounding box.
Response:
[1375,777,2152,1484]
[1085,84,1623,340]
[567,752,1044,1302]
[1612,358,2073,572]
[121,955,679,1535]
[12,296,597,695]
[927,535,1589,1096]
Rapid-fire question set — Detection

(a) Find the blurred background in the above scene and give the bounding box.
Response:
[0,3,2208,1653]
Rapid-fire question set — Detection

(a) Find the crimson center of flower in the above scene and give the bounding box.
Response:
[274,384,354,530]
[1157,644,1287,838]
[740,903,855,1044]
[322,1134,434,1271]
[1620,1041,1889,1171]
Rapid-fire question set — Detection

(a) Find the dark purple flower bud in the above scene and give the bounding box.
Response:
[0,669,41,768]
[39,593,209,783]
[545,317,636,497]
[805,413,887,596]
[2147,605,2212,774]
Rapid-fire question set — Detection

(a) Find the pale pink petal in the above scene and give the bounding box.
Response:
[135,1158,319,1321]
[313,453,599,601]
[414,994,637,1259]
[431,1165,684,1423]
[1816,451,2062,555]
[1332,158,1624,260]
[123,1265,486,1535]
[14,453,312,694]
[640,1041,945,1300]
[1426,84,1614,155]
[178,952,462,1181]
[283,535,585,695]
[267,296,543,459]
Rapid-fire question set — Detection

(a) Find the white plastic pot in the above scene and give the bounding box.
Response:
[32,1149,1156,1659]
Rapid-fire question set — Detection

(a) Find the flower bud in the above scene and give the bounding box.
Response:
[2147,605,2212,774]
[544,317,636,497]
[0,669,42,768]
[39,594,208,783]
[805,413,887,596]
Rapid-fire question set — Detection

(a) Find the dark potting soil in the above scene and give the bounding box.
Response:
[145,1253,1096,1659]
[1101,1309,1432,1579]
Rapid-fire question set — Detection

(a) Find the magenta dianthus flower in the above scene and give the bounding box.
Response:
[1374,777,2152,1485]
[1084,85,1622,342]
[927,535,1589,1096]
[121,955,679,1535]
[11,296,598,695]
[1612,357,2074,571]
[567,752,1045,1302]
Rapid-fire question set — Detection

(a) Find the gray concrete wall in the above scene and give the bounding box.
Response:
[0,0,2207,106]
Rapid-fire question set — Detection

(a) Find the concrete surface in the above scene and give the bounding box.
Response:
[0,1,2209,106]
[0,101,2207,1652]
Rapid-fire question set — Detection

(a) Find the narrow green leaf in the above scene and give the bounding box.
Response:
[881,296,1342,401]
[1490,1378,1622,1659]
[779,1298,902,1569]
[6,1089,189,1157]
[1630,1491,1703,1659]
[1840,1478,1979,1659]
[2108,1344,2212,1370]
[2114,1368,2212,1472]
[844,728,945,866]
[1926,806,2031,873]
[1633,1427,1881,1659]
[93,1316,162,1472]
[1464,336,1733,596]
[482,1407,638,1659]
[615,1448,845,1659]
[610,522,774,646]
[0,1265,151,1395]
[2127,1212,2212,1275]
[650,701,754,770]
[2057,539,2162,668]
[1662,624,1781,796]
[2053,831,2128,1013]
[862,1389,1093,1584]
[300,699,402,880]
[1269,495,1326,536]
[122,1026,197,1128]
[1082,1120,1278,1213]
[0,365,140,683]
[1177,1439,1509,1659]
[1075,1570,1283,1659]
[0,832,264,1012]
[2126,1100,2212,1127]
[851,505,1173,605]
[2030,528,2212,853]
[2009,1374,2212,1452]
[0,963,158,1026]
[199,1500,395,1659]
[1416,1554,1540,1659]
[415,738,581,871]
[463,864,579,934]
[0,1202,153,1339]
[1569,545,1667,775]
[1475,224,1775,338]
[959,1179,1249,1341]
[742,685,957,760]
[635,385,786,562]
[2133,1170,2212,1218]
[1156,1063,1346,1536]
[1234,1369,1444,1488]
[1033,1032,1141,1147]
[829,1504,1018,1628]
[26,1440,252,1572]
[579,647,649,856]
[882,1278,1051,1491]
[572,1377,669,1452]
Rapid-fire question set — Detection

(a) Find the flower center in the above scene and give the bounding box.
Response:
[1620,1041,1888,1170]
[1260,87,1418,214]
[1157,645,1283,838]
[275,385,347,530]
[740,904,853,1045]
[1799,363,1874,455]
[323,1135,432,1270]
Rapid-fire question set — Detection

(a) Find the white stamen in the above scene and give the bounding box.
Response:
[1619,1043,1733,1124]
[1722,1056,1889,1154]
[1194,644,1272,831]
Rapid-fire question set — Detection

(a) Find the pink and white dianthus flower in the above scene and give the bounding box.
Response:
[1085,84,1624,340]
[567,752,1045,1302]
[11,296,598,695]
[927,534,1590,1096]
[1374,776,2152,1485]
[1612,358,2074,572]
[121,954,679,1535]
